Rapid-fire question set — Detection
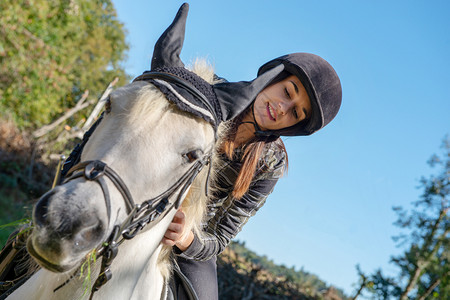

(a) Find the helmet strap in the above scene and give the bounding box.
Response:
[237,103,279,141]
[250,103,276,137]
[238,103,265,135]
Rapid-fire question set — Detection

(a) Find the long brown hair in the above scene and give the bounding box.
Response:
[220,107,288,199]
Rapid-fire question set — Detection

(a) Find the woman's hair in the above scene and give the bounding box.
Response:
[221,107,288,199]
[220,70,310,199]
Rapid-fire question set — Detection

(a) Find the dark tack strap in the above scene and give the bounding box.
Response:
[64,160,135,215]
[0,275,32,300]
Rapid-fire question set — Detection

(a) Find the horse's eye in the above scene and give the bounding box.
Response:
[105,96,112,113]
[183,150,202,163]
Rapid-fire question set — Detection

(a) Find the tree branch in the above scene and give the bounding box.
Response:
[400,208,447,300]
[417,278,440,300]
[32,90,90,138]
[81,77,118,132]
[351,278,367,300]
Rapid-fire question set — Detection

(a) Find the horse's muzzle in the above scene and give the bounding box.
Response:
[28,186,106,272]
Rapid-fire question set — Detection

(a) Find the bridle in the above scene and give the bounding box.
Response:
[60,154,211,298]
[53,72,218,299]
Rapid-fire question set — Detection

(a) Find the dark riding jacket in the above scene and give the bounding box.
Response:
[177,139,286,261]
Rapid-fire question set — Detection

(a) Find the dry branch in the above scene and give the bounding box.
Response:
[32,90,90,138]
[400,205,448,300]
[351,276,367,300]
[81,77,119,131]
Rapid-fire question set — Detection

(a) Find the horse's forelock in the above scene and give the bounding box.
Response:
[125,83,170,125]
[188,58,219,84]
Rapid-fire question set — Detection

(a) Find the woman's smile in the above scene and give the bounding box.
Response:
[266,102,277,121]
[250,74,312,131]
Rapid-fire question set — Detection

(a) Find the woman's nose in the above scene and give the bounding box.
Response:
[278,101,293,115]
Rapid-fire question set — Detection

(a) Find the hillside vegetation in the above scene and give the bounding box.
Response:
[0,0,128,129]
[218,241,348,299]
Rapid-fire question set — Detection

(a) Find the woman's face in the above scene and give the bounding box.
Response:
[252,75,312,131]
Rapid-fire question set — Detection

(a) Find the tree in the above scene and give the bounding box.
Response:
[354,137,449,299]
[0,0,129,129]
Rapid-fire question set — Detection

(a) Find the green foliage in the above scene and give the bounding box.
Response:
[230,241,326,290]
[0,0,129,129]
[0,120,54,247]
[0,190,33,247]
[355,137,449,299]
[225,240,348,299]
[79,250,97,297]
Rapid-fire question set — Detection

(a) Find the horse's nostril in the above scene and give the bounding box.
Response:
[73,220,104,251]
[34,190,55,227]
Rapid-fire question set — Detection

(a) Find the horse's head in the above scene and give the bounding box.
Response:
[28,79,216,273]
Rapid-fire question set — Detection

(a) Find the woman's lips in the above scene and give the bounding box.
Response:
[267,103,276,121]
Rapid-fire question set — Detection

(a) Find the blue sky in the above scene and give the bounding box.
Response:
[111,0,449,295]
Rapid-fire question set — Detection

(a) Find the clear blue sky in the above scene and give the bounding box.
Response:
[111,0,449,295]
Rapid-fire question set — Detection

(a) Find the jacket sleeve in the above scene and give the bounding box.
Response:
[177,145,286,261]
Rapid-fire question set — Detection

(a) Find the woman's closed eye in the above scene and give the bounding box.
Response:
[292,108,299,119]
[284,87,291,99]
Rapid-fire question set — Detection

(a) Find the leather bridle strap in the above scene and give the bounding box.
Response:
[64,160,135,216]
[60,113,105,182]
[62,152,210,243]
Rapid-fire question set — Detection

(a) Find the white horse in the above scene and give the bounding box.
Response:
[6,63,219,300]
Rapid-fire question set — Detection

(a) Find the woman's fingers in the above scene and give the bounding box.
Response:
[167,222,183,233]
[161,237,175,246]
[164,228,180,240]
[161,209,186,246]
[172,210,185,226]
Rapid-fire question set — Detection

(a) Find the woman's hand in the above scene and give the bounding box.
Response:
[161,209,194,251]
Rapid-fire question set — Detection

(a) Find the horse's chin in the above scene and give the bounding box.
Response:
[27,238,80,273]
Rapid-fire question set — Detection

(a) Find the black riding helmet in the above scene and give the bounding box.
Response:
[255,53,342,137]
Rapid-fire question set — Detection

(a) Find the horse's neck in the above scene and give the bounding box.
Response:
[94,229,168,300]
[9,210,176,300]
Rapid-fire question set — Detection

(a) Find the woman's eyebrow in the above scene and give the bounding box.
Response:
[289,80,299,94]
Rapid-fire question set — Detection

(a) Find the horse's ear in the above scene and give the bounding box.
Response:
[151,3,189,69]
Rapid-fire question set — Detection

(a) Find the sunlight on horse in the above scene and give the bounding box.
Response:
[7,61,221,300]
